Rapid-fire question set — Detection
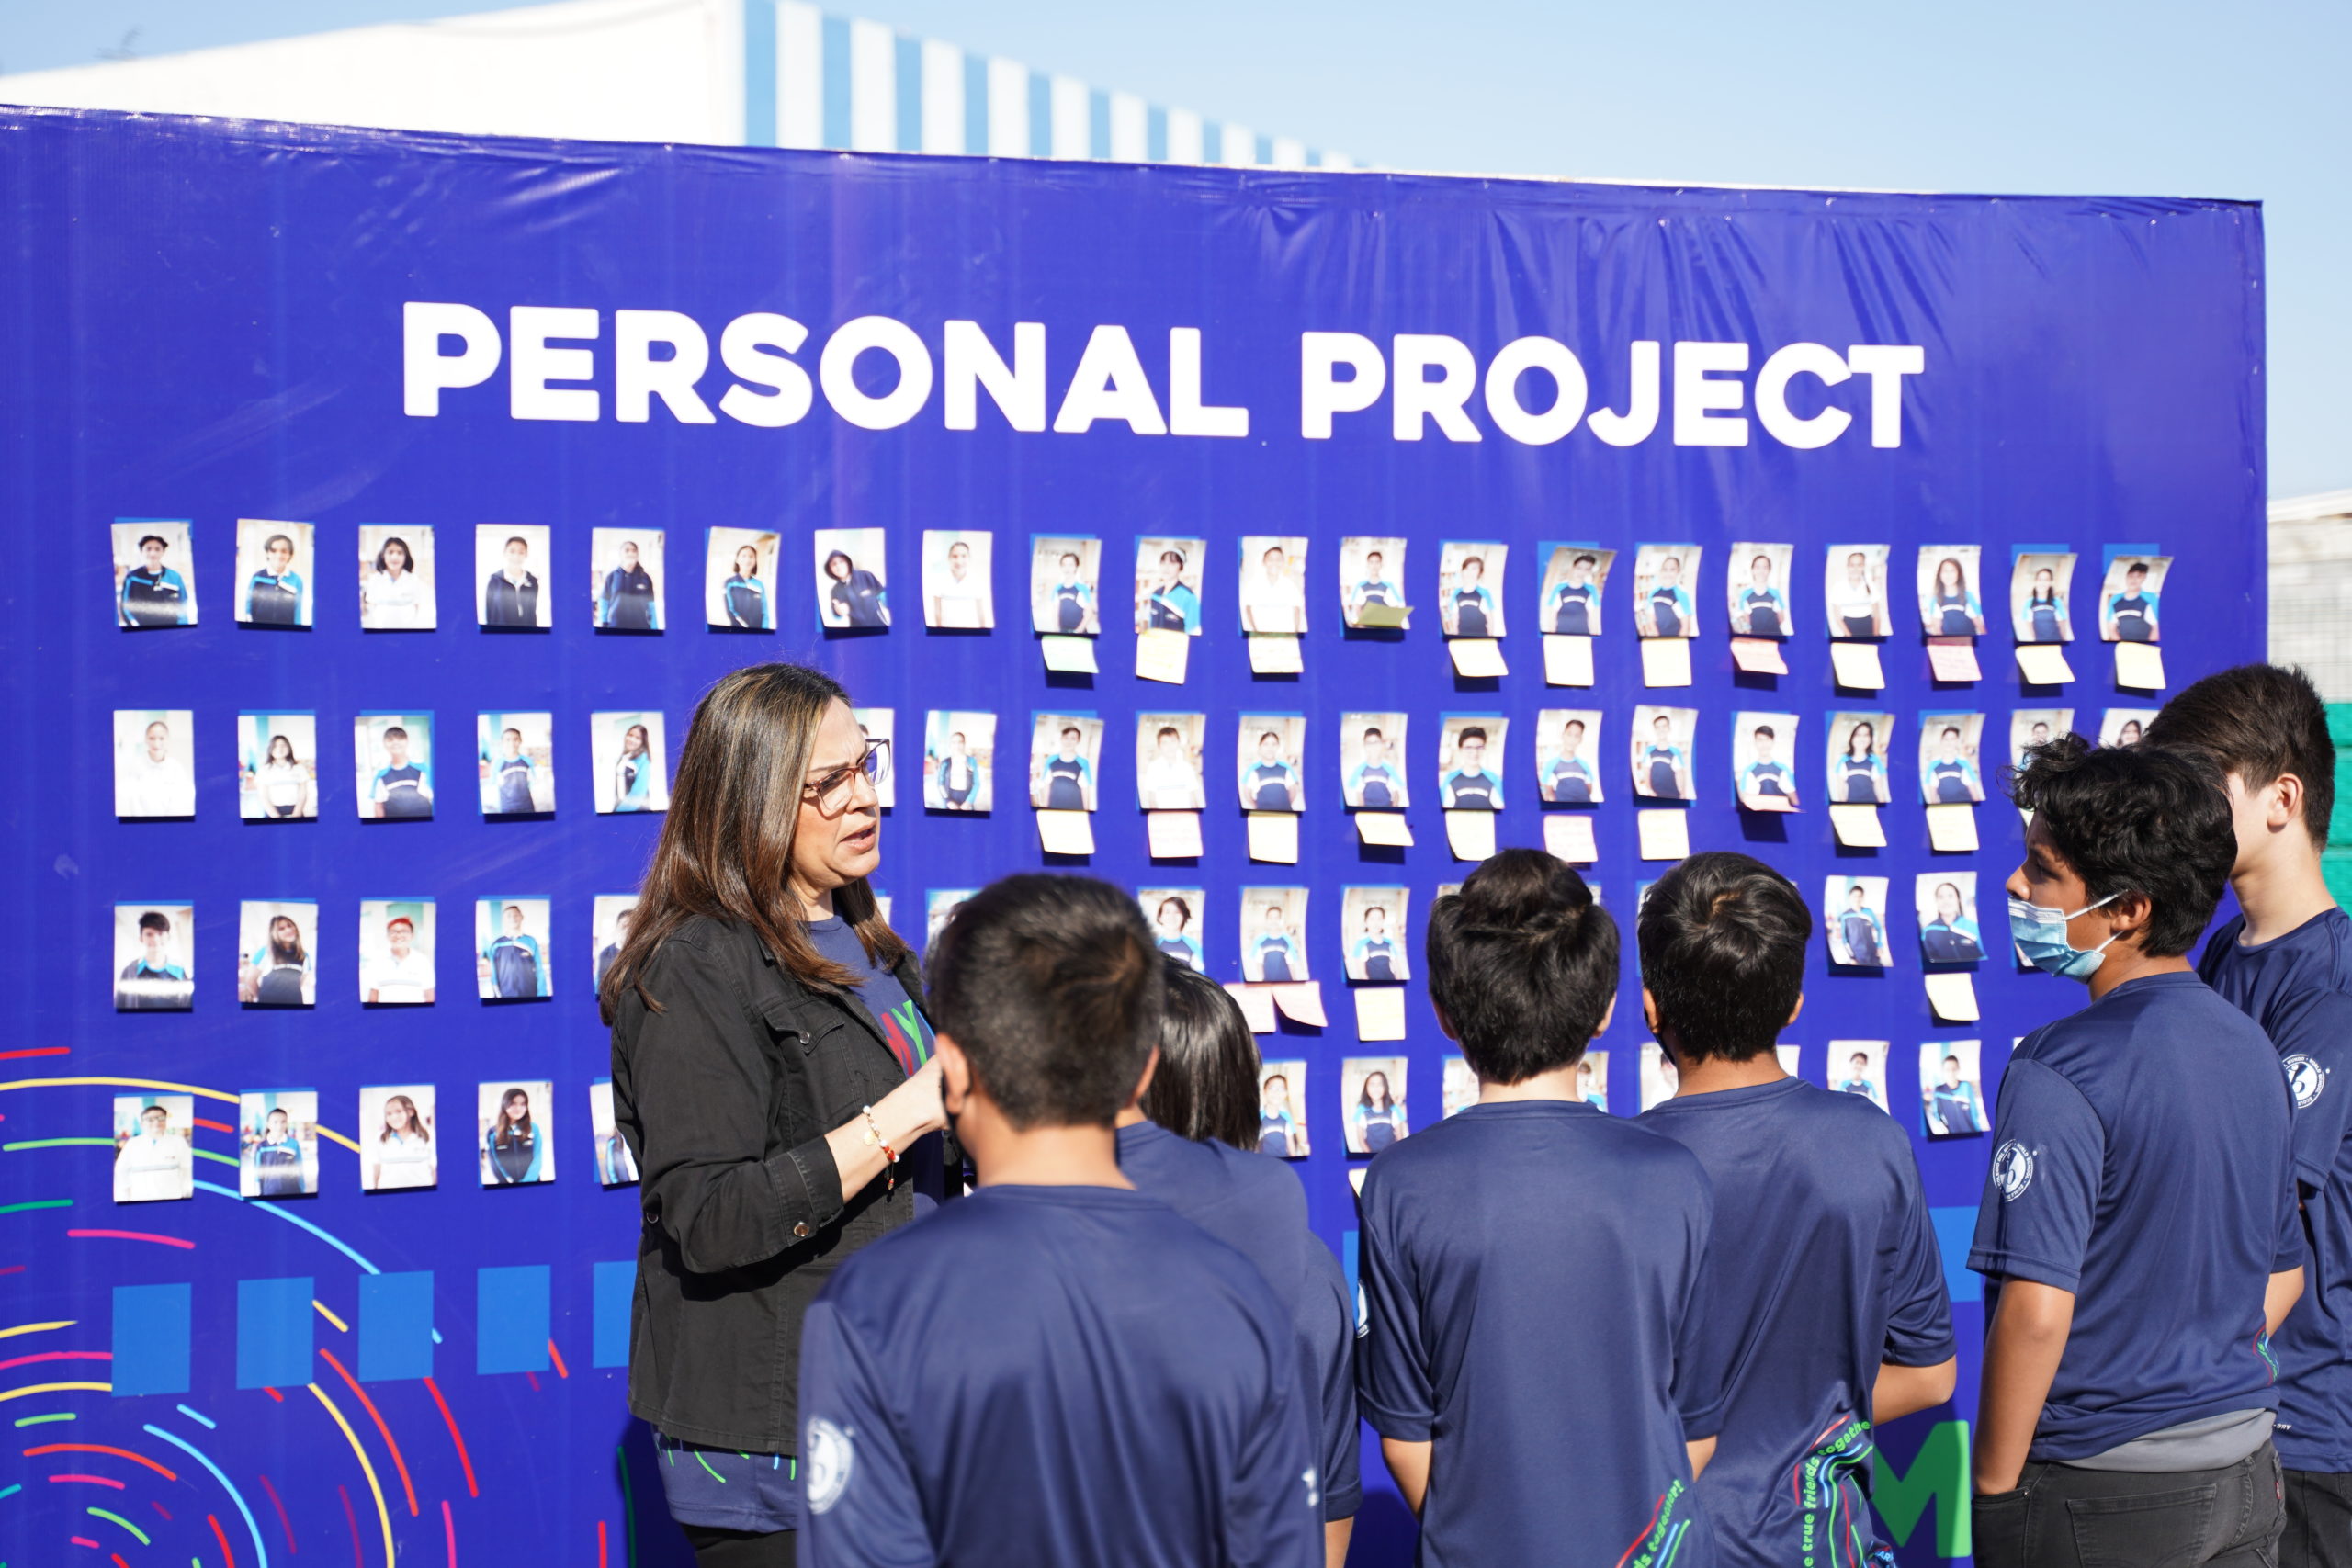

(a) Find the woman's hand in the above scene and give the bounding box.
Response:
[872,1055,948,1149]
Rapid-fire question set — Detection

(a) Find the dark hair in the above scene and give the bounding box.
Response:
[1636,852,1812,1065]
[2006,734,2235,957]
[1752,725,1775,740]
[823,550,853,581]
[137,534,168,551]
[503,535,529,552]
[263,533,295,558]
[1357,1070,1395,1110]
[1426,850,1617,1083]
[1460,555,1484,572]
[1155,895,1190,925]
[1159,548,1185,568]
[1936,556,1967,592]
[494,1087,533,1147]
[2125,560,2148,576]
[1157,726,1180,741]
[268,914,307,965]
[380,1093,428,1144]
[2144,663,2335,851]
[1457,726,1487,746]
[1572,553,1596,567]
[382,725,408,741]
[927,874,1162,1130]
[1142,961,1261,1147]
[138,910,171,934]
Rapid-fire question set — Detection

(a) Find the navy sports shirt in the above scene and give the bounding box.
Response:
[1357,1100,1721,1566]
[2201,907,2352,1470]
[1969,971,2302,1459]
[1640,1077,1953,1567]
[798,1184,1320,1568]
[1115,1120,1361,1521]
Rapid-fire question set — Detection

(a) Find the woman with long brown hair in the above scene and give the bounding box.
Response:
[605,661,947,1568]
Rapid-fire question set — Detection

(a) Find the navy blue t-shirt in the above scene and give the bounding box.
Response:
[1115,1120,1360,1521]
[1357,1100,1721,1567]
[1640,1078,1953,1567]
[1969,971,2303,1459]
[2201,907,2352,1470]
[798,1184,1320,1568]
[807,915,944,1209]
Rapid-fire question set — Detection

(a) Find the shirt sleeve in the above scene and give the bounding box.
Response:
[799,1296,933,1568]
[1880,1145,1958,1367]
[1302,1240,1363,1520]
[1669,1168,1727,1441]
[2271,991,2352,1190]
[1969,1057,2104,1291]
[1354,1168,1435,1440]
[1223,1297,1323,1568]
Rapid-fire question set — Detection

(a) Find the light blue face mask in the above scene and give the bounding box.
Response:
[2008,890,2126,981]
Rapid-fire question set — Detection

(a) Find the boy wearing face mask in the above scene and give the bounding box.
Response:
[1970,736,2301,1567]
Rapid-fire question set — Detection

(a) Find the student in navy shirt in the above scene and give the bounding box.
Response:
[2150,664,2352,1567]
[1634,852,1954,1568]
[1358,850,1722,1565]
[799,875,1319,1568]
[1971,737,2303,1567]
[119,533,191,627]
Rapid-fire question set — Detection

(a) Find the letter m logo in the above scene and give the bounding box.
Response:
[1871,1418,1970,1559]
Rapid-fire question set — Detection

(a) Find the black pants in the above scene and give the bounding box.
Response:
[684,1525,795,1566]
[1973,1443,2285,1567]
[2284,1469,2352,1568]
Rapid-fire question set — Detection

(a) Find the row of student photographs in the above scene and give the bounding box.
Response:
[111,520,2174,646]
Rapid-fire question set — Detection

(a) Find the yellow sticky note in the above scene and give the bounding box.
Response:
[1828,804,1888,848]
[1638,807,1690,862]
[1136,627,1190,684]
[1544,813,1598,864]
[1226,983,1278,1034]
[1729,637,1788,675]
[2115,641,2166,692]
[1829,640,1885,690]
[1355,811,1414,847]
[1544,634,1595,687]
[1248,810,1301,863]
[2016,643,2075,685]
[1925,971,1982,1022]
[1444,809,1498,862]
[1449,637,1509,678]
[1354,987,1408,1042]
[1927,637,1983,682]
[1248,634,1304,674]
[1146,809,1204,859]
[1926,803,1980,852]
[1035,809,1095,855]
[1040,634,1099,673]
[1355,602,1410,630]
[1640,637,1693,688]
[1273,982,1328,1028]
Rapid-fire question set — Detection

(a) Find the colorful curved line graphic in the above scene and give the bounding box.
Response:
[143,1421,269,1568]
[307,1382,395,1565]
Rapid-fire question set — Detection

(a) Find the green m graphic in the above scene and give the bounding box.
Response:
[1872,1419,1970,1558]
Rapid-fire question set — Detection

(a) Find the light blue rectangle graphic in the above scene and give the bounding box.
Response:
[1930,1206,1982,1303]
[235,1276,314,1389]
[477,1264,551,1374]
[112,1281,192,1396]
[358,1270,435,1382]
[593,1260,635,1369]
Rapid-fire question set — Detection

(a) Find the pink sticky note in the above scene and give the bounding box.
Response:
[2114,641,2165,692]
[1544,635,1595,687]
[1544,813,1599,863]
[1828,804,1888,848]
[1355,811,1414,847]
[1273,983,1328,1027]
[1829,640,1885,690]
[1449,637,1509,678]
[1354,987,1408,1042]
[1637,808,1690,862]
[1925,971,1981,1022]
[1925,803,1980,852]
[1444,809,1498,862]
[1226,984,1278,1034]
[1035,809,1095,855]
[1146,809,1204,859]
[1927,637,1982,682]
[1640,637,1693,688]
[1248,811,1301,863]
[1729,637,1788,675]
[2016,644,2075,685]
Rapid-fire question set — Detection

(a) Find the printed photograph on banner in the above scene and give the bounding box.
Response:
[1824,878,1892,970]
[1777,1045,1802,1077]
[1342,1057,1409,1154]
[113,518,197,628]
[1634,881,1657,917]
[2011,551,2078,643]
[1576,1052,1611,1111]
[1538,544,1612,637]
[1241,886,1309,983]
[2098,708,2159,750]
[359,898,436,1005]
[1828,1042,1892,1113]
[1630,544,1699,637]
[1630,705,1696,801]
[1733,712,1801,811]
[477,711,555,816]
[1134,536,1205,633]
[112,1093,194,1203]
[925,888,977,951]
[1031,536,1102,634]
[1237,715,1306,811]
[591,526,665,632]
[1919,712,1987,804]
[1442,1057,1477,1120]
[238,899,318,1007]
[1438,715,1507,809]
[355,711,435,820]
[591,1079,639,1186]
[1340,713,1409,808]
[358,525,435,630]
[1238,536,1308,634]
[1437,884,1463,902]
[1638,1044,1679,1111]
[1917,546,1988,637]
[238,1089,320,1199]
[1339,536,1408,628]
[114,708,196,818]
[873,892,893,931]
[1258,1063,1308,1158]
[2098,554,2171,643]
[1826,712,1894,805]
[476,524,551,628]
[591,896,639,992]
[1536,709,1603,804]
[853,708,895,808]
[921,529,994,629]
[591,711,668,814]
[1438,541,1507,637]
[234,518,315,627]
[1135,714,1207,810]
[358,1084,437,1190]
[707,526,779,629]
[2011,708,2075,767]
[1726,542,1794,638]
[1029,713,1104,811]
[1140,888,1204,969]
[237,710,318,820]
[922,710,996,812]
[1921,1042,1986,1136]
[815,526,891,629]
[478,1079,554,1187]
[1342,886,1410,982]
[1917,874,1986,964]
[1825,544,1891,637]
[475,897,552,1000]
[113,902,194,1011]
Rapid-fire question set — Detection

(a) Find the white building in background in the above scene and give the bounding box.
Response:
[2271,491,2352,701]
[0,0,1347,168]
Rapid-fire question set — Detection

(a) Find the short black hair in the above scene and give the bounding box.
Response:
[1457,726,1487,746]
[137,534,167,551]
[1572,553,1596,567]
[926,874,1163,1129]
[1426,849,1617,1083]
[2143,663,2335,851]
[1637,852,1812,1065]
[2007,734,2235,958]
[1142,961,1261,1148]
[138,910,171,934]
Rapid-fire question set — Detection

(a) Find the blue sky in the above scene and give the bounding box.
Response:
[4,0,2344,495]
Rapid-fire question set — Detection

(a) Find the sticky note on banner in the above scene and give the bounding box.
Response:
[1356,603,1410,630]
[1445,809,1498,862]
[1136,627,1191,685]
[1828,805,1887,849]
[1544,634,1595,687]
[1356,811,1414,847]
[1637,808,1690,862]
[1146,809,1204,859]
[1640,637,1693,688]
[1355,987,1408,1043]
[1829,641,1885,691]
[1925,971,1982,1022]
[1927,637,1983,682]
[1729,637,1787,675]
[1226,984,1278,1034]
[1040,635,1098,674]
[1273,983,1328,1028]
[1926,803,1980,852]
[1544,813,1599,864]
[1035,809,1095,855]
[1449,638,1509,678]
[2016,643,2075,685]
[1248,811,1301,863]
[1248,633,1304,674]
[2115,642,2166,692]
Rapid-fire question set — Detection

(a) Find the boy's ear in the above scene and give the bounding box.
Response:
[1125,1045,1161,1113]
[1784,991,1804,1030]
[1430,1000,1459,1043]
[1640,987,1659,1037]
[2270,773,2306,836]
[1596,994,1618,1038]
[937,1035,974,1117]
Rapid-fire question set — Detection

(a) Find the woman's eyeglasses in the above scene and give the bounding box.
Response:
[803,740,884,810]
